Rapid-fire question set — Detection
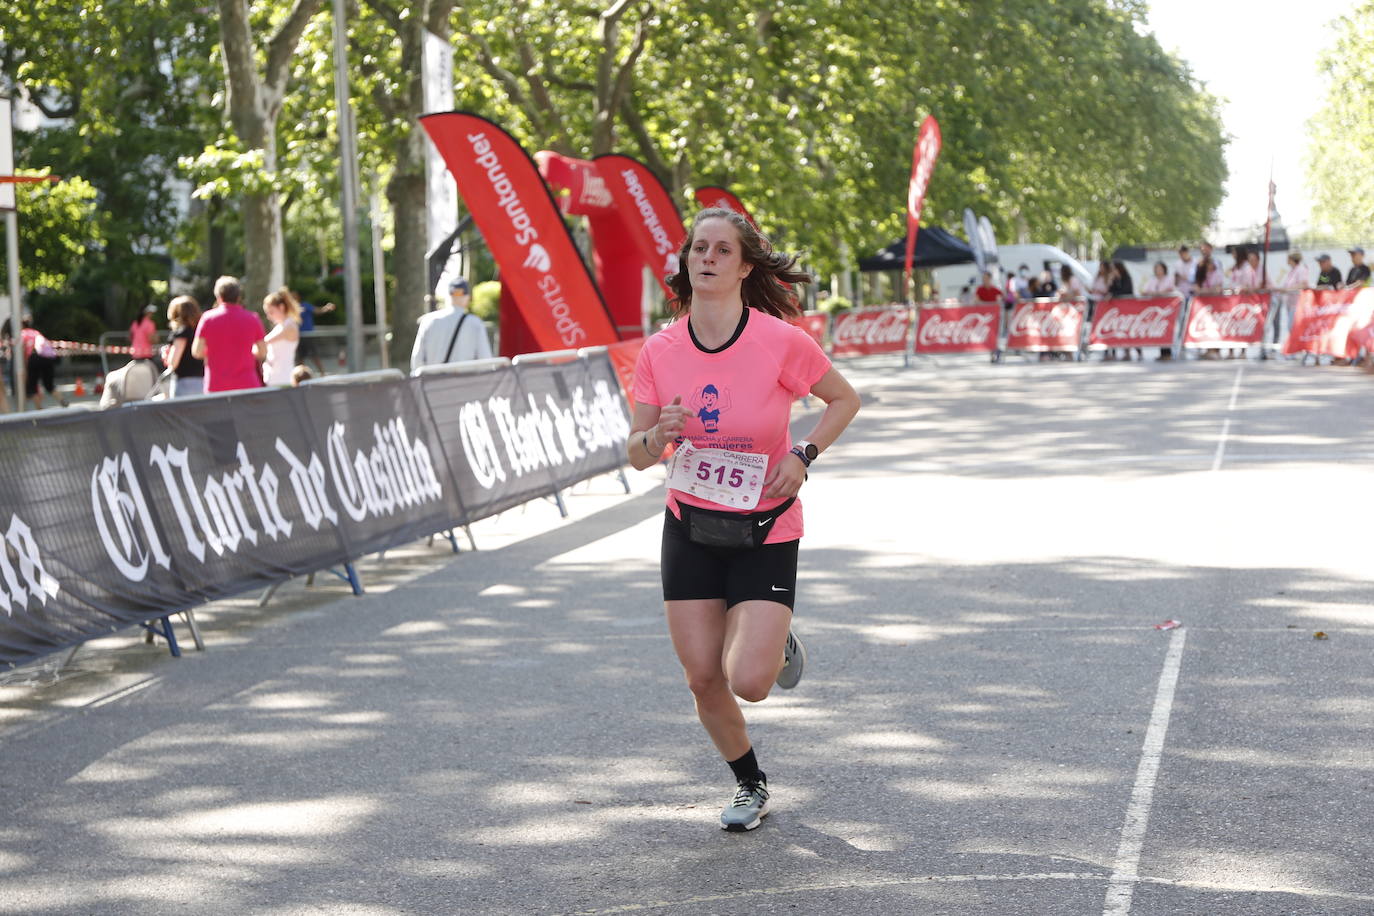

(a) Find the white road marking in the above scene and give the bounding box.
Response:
[1210,364,1245,472]
[1103,627,1188,915]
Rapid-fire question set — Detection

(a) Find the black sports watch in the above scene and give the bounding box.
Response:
[791,440,819,467]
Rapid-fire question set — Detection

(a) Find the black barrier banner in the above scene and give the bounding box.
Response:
[0,356,631,668]
[416,352,631,524]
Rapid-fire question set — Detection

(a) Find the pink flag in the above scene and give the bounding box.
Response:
[904,116,942,302]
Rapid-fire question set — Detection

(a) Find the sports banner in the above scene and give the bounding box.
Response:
[420,112,620,352]
[830,306,911,357]
[1006,300,1084,352]
[693,185,758,228]
[1088,297,1181,349]
[595,154,685,295]
[1282,288,1374,358]
[904,115,942,298]
[0,358,632,669]
[915,304,1000,354]
[1183,294,1270,348]
[607,338,646,407]
[792,312,827,349]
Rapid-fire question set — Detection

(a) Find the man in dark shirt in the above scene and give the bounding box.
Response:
[1315,254,1342,289]
[1345,247,1370,287]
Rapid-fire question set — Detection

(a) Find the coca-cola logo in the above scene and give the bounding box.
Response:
[833,309,910,347]
[1188,303,1262,340]
[1010,304,1080,339]
[918,312,995,346]
[1095,305,1174,340]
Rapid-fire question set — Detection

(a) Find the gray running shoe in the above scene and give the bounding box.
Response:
[776,628,806,689]
[720,776,770,831]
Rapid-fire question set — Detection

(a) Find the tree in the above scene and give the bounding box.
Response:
[1,0,221,325]
[1308,5,1374,238]
[211,0,324,309]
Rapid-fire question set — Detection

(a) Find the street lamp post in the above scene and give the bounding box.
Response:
[331,0,364,373]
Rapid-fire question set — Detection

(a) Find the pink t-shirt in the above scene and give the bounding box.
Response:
[633,308,831,543]
[129,316,157,359]
[193,303,266,393]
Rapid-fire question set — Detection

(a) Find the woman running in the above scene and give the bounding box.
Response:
[627,208,860,831]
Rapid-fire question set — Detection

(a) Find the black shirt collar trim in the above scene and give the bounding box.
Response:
[688,307,749,354]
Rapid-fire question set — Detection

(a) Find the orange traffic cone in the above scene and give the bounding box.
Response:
[74,377,86,397]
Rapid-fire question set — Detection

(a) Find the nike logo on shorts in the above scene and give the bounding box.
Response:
[771,585,789,592]
[757,519,769,527]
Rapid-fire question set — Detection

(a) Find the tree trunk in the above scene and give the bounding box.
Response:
[387,167,426,367]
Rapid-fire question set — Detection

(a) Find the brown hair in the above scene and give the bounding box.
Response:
[665,207,809,319]
[263,287,301,323]
[167,295,201,332]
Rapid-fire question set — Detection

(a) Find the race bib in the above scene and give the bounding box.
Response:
[665,439,769,509]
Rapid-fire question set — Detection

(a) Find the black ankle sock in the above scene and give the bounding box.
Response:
[727,748,763,784]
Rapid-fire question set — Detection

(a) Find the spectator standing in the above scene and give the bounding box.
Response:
[164,296,205,398]
[21,315,66,409]
[129,305,159,363]
[1145,261,1179,361]
[192,276,266,393]
[974,271,1002,304]
[410,277,493,371]
[1345,247,1370,287]
[1011,264,1032,301]
[261,289,302,386]
[295,295,336,375]
[1226,249,1258,359]
[1315,254,1342,289]
[1274,251,1309,351]
[1172,246,1196,298]
[1195,252,1226,359]
[1057,264,1087,303]
[1108,260,1139,360]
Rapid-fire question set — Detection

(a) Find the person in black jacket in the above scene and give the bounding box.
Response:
[1315,254,1342,289]
[1346,248,1370,287]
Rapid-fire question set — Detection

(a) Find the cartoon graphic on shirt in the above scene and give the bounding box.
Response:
[691,384,732,434]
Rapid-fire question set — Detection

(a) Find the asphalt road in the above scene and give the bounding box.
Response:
[1,355,1371,915]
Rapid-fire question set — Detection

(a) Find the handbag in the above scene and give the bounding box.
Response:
[679,497,795,549]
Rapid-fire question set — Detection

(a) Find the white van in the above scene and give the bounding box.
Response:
[931,243,1094,301]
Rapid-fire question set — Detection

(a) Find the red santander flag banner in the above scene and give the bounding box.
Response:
[1006,300,1084,351]
[606,338,646,408]
[693,185,759,229]
[1283,288,1374,358]
[903,116,942,298]
[830,305,912,356]
[1088,297,1181,349]
[420,112,619,352]
[1183,294,1269,348]
[791,312,827,348]
[595,154,685,297]
[915,304,1000,353]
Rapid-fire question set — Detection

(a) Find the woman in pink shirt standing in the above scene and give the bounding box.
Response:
[629,209,860,832]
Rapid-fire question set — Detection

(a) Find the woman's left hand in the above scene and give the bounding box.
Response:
[763,452,806,500]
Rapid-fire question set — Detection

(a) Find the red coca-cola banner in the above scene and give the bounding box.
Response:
[830,306,911,356]
[694,185,758,229]
[904,115,942,297]
[915,304,1000,353]
[421,112,620,352]
[596,154,685,296]
[1005,300,1084,352]
[1282,288,1374,358]
[1183,294,1269,348]
[1088,297,1181,349]
[791,312,827,348]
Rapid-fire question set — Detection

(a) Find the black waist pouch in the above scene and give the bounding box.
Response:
[679,497,796,549]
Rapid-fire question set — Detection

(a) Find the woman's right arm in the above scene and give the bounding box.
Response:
[627,396,689,471]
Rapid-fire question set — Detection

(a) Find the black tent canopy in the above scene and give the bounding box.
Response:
[858,227,975,271]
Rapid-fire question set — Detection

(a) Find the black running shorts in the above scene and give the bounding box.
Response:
[660,507,799,610]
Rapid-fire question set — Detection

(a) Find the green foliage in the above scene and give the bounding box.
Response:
[817,294,852,314]
[1308,6,1374,237]
[2,169,102,291]
[469,280,501,321]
